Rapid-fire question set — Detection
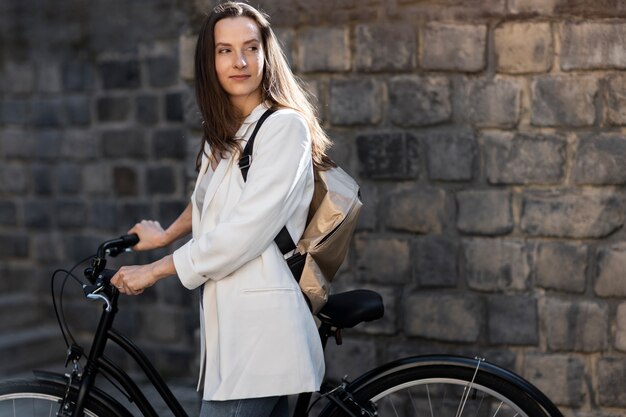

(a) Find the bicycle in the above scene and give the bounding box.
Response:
[0,235,564,417]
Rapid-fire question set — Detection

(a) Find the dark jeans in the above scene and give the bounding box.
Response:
[199,395,288,417]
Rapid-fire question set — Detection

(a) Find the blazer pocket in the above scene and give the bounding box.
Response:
[242,287,297,294]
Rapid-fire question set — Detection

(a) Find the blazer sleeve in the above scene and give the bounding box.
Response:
[172,110,313,289]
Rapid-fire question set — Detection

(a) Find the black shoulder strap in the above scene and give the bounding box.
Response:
[238,109,297,255]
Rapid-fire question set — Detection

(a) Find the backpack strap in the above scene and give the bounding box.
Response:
[238,108,297,255]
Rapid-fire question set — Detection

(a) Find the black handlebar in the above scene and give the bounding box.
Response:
[96,234,139,258]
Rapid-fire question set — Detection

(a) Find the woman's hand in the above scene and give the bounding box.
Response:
[111,255,176,296]
[128,220,168,251]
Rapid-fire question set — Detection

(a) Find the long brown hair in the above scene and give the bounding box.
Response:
[194,1,334,171]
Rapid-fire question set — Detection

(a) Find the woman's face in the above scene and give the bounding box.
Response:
[214,16,265,114]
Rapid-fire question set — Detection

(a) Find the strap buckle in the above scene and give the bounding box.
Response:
[238,155,252,170]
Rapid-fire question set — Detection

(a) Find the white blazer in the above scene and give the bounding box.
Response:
[172,103,325,401]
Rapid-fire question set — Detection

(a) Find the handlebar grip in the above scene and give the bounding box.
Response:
[120,234,139,247]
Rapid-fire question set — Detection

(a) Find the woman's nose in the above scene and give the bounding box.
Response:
[233,51,247,69]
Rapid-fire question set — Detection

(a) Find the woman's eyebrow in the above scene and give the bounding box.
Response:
[215,39,260,48]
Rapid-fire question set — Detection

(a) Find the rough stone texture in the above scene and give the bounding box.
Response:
[153,129,187,159]
[535,242,587,293]
[329,78,381,126]
[458,190,512,236]
[355,24,416,72]
[464,239,529,292]
[323,337,377,382]
[147,56,179,87]
[488,295,538,345]
[147,166,177,195]
[615,303,626,352]
[384,187,446,234]
[606,75,626,125]
[356,132,419,180]
[165,92,184,122]
[544,298,608,352]
[494,22,552,73]
[524,354,585,407]
[102,130,147,159]
[595,244,626,297]
[420,23,487,72]
[99,60,141,90]
[521,190,623,239]
[424,131,475,181]
[97,96,131,122]
[0,164,27,193]
[136,95,160,125]
[388,76,452,127]
[508,0,560,14]
[64,95,92,126]
[531,76,598,126]
[404,293,483,342]
[412,236,458,287]
[354,235,411,284]
[468,78,522,127]
[573,134,626,185]
[561,23,626,70]
[297,27,350,72]
[483,132,566,184]
[597,358,626,407]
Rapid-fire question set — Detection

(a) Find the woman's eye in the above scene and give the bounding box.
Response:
[218,48,230,54]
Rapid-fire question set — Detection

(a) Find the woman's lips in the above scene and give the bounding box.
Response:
[230,75,250,81]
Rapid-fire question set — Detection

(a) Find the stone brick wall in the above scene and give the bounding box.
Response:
[3,0,626,414]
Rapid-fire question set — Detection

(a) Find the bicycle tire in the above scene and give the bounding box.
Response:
[0,378,121,417]
[323,364,553,417]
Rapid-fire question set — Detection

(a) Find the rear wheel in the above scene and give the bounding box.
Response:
[0,379,116,417]
[326,364,552,417]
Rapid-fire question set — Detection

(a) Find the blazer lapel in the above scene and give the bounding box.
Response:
[200,156,230,214]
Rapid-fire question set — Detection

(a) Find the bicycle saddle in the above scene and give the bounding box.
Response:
[316,289,384,328]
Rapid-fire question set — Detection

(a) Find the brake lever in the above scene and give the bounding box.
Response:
[82,283,112,312]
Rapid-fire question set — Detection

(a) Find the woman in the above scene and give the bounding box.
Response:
[111,2,332,416]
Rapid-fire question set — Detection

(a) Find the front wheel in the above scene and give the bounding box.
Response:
[0,379,115,417]
[325,363,556,417]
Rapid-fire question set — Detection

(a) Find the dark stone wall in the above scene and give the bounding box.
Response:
[3,0,626,413]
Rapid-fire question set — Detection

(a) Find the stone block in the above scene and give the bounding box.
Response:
[483,132,565,184]
[354,235,411,284]
[595,244,626,297]
[56,200,88,228]
[420,23,487,72]
[615,303,626,351]
[355,24,416,72]
[494,22,552,73]
[425,131,475,181]
[521,190,623,239]
[0,129,32,159]
[0,99,30,125]
[329,78,381,126]
[606,75,626,125]
[62,61,95,92]
[32,98,63,127]
[23,200,52,229]
[508,0,560,14]
[535,242,587,293]
[147,166,177,195]
[0,164,27,193]
[1,62,34,94]
[31,164,53,196]
[139,307,184,342]
[274,28,295,69]
[89,199,118,231]
[356,132,419,180]
[297,27,350,72]
[468,78,522,127]
[573,134,626,185]
[355,182,376,231]
[57,164,82,194]
[64,96,92,126]
[523,354,585,407]
[597,357,626,407]
[118,202,153,227]
[36,63,62,93]
[531,75,597,126]
[83,164,112,196]
[147,56,179,87]
[388,76,451,127]
[543,298,608,352]
[61,130,98,160]
[113,166,139,196]
[136,95,160,125]
[178,34,197,81]
[561,23,626,70]
[0,233,29,259]
[456,190,513,235]
[0,201,17,226]
[324,337,377,382]
[33,233,64,264]
[464,238,529,291]
[99,60,141,90]
[488,295,538,345]
[97,96,130,122]
[182,87,202,129]
[153,129,187,159]
[412,236,458,287]
[165,92,184,122]
[33,131,63,160]
[404,293,483,342]
[158,201,187,227]
[384,186,446,234]
[102,130,147,158]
